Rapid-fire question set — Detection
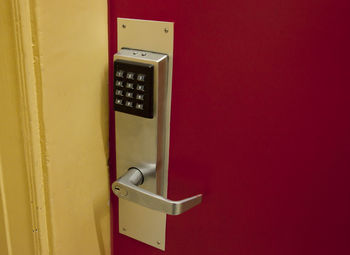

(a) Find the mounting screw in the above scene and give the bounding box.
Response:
[122,227,126,231]
[122,24,126,28]
[164,28,169,33]
[157,241,161,245]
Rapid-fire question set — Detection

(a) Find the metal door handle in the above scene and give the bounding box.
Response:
[112,167,202,215]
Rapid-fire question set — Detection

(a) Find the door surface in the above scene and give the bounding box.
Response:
[108,1,350,254]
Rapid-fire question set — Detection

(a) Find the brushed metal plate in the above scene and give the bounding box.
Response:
[115,18,174,250]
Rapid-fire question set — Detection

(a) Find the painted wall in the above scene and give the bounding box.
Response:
[0,1,37,254]
[108,0,350,254]
[30,0,111,254]
[1,0,110,254]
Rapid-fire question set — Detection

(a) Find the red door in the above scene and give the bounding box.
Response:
[108,1,350,254]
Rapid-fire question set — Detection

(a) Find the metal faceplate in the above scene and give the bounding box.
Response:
[115,18,174,250]
[114,19,174,250]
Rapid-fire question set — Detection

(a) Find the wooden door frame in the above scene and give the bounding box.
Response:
[0,1,110,254]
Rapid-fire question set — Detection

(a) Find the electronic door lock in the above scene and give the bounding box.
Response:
[112,167,202,215]
[112,35,202,249]
[112,48,203,216]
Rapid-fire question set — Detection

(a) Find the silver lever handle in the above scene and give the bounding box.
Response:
[112,168,202,215]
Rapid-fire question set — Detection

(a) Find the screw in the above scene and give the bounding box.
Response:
[157,241,161,245]
[164,28,169,33]
[122,227,126,231]
[122,24,126,28]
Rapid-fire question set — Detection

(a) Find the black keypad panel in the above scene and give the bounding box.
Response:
[114,59,154,118]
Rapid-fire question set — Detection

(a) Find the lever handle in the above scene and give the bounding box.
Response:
[112,168,202,215]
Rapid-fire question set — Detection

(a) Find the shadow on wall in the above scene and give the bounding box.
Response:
[93,195,110,255]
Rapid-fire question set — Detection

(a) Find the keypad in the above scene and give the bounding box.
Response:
[114,59,154,118]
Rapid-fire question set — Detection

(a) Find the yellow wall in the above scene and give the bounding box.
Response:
[0,1,38,254]
[0,0,110,254]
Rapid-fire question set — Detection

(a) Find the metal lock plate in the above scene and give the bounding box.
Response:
[114,18,174,250]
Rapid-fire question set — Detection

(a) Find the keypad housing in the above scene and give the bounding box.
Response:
[114,59,154,118]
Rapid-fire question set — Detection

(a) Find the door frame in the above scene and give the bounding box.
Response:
[0,0,110,254]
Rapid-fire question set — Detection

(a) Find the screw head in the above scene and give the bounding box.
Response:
[157,241,161,245]
[122,227,126,231]
[164,28,169,33]
[122,24,126,28]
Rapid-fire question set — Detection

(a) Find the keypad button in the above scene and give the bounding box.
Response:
[136,103,144,110]
[136,94,144,100]
[115,98,123,105]
[116,81,123,87]
[126,92,133,98]
[116,90,123,96]
[137,74,146,82]
[126,72,135,80]
[126,82,134,89]
[136,85,144,91]
[125,101,133,107]
[116,70,124,78]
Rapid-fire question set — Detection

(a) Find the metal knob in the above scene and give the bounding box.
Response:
[112,167,202,215]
